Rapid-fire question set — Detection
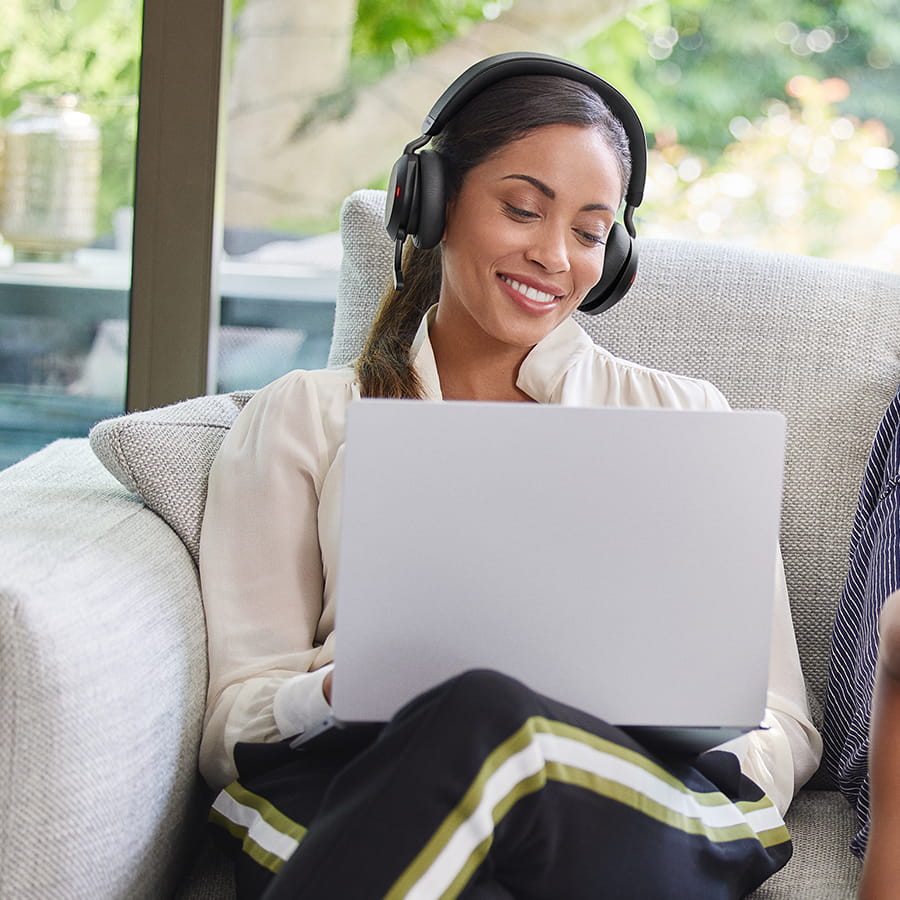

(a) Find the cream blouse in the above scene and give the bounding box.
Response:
[198,309,822,813]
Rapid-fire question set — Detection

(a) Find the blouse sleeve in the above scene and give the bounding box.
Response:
[197,371,346,790]
[717,546,822,815]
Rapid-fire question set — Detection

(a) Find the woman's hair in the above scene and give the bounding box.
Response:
[356,74,633,399]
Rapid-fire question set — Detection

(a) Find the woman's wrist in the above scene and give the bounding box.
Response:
[272,665,335,739]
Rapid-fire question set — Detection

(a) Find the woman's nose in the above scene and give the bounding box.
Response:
[527,224,571,273]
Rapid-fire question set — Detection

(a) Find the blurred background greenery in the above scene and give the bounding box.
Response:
[1,0,899,268]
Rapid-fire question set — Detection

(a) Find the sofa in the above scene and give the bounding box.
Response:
[3,187,896,898]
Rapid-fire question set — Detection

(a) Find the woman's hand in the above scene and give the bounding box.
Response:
[323,670,334,705]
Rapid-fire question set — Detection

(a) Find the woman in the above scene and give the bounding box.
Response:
[199,53,821,899]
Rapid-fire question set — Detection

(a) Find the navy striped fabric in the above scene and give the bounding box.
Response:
[822,385,900,858]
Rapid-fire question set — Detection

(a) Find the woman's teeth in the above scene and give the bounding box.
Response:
[502,276,557,305]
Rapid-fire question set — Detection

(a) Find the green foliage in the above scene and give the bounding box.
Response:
[0,0,142,237]
[579,0,900,162]
[641,79,900,269]
[565,0,900,269]
[352,0,489,74]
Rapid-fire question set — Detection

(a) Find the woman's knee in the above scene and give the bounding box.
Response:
[402,668,542,729]
[446,668,539,709]
[378,668,546,759]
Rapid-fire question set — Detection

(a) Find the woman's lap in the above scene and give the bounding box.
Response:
[209,670,790,900]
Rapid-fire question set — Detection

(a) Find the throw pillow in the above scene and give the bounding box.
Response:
[89,391,253,564]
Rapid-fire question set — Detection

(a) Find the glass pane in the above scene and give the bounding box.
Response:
[0,0,142,468]
[215,1,495,390]
[213,0,350,390]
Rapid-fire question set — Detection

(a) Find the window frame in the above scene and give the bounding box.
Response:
[127,0,228,410]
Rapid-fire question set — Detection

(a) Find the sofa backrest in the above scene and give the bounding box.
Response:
[331,188,900,712]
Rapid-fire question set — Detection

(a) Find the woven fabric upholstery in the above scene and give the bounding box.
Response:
[328,189,395,368]
[329,188,900,717]
[748,791,861,898]
[0,440,210,898]
[89,391,253,563]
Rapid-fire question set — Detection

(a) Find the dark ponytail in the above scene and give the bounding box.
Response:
[356,74,632,399]
[356,243,442,399]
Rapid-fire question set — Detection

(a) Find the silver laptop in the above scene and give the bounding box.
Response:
[300,399,786,754]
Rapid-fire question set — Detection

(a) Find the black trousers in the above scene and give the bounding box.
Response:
[209,670,791,900]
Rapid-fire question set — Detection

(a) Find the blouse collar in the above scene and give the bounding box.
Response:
[408,306,594,404]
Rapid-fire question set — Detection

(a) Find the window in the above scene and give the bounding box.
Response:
[3,1,897,468]
[0,0,142,468]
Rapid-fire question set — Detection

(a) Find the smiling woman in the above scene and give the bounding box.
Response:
[197,52,821,900]
[432,123,621,399]
[360,66,637,401]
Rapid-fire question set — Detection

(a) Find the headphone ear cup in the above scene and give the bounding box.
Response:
[578,222,638,315]
[384,152,418,240]
[410,149,446,249]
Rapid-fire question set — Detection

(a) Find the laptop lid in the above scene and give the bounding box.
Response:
[331,400,785,751]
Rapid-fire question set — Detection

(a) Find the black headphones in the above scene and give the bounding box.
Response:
[384,51,647,315]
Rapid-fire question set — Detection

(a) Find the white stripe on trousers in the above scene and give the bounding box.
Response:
[404,732,783,900]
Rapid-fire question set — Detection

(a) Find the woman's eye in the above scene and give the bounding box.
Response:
[503,203,539,221]
[576,229,606,246]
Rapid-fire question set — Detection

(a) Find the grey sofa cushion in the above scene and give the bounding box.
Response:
[750,791,861,898]
[89,392,253,563]
[329,188,394,368]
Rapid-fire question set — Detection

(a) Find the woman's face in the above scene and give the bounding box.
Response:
[437,123,623,353]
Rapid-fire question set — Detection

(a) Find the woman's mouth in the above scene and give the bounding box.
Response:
[498,274,560,306]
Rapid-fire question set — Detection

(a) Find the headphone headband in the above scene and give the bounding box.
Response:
[421,52,646,210]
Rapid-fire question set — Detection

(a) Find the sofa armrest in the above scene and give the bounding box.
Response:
[0,439,210,899]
